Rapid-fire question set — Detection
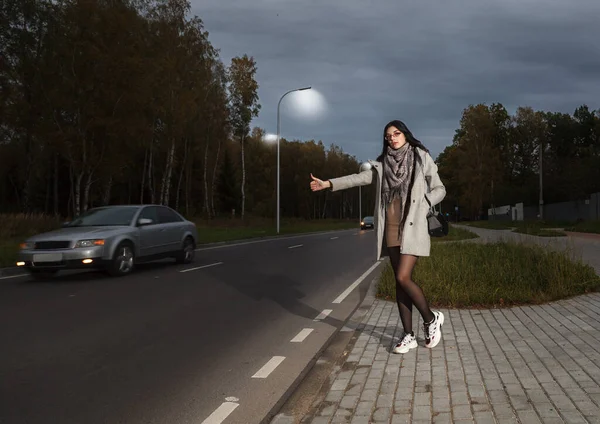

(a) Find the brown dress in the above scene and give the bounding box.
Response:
[385,198,404,248]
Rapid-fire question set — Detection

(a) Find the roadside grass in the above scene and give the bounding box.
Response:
[0,213,360,267]
[432,225,479,243]
[463,220,574,231]
[565,221,600,234]
[512,226,567,237]
[377,241,600,308]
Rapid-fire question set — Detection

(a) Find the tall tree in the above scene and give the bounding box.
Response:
[227,55,260,220]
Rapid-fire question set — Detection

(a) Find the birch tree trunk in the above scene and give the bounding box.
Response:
[203,132,210,217]
[83,171,93,212]
[140,148,147,204]
[211,136,222,217]
[240,134,246,219]
[103,175,113,205]
[148,145,155,204]
[175,139,187,211]
[74,171,83,216]
[160,141,175,205]
[53,154,59,216]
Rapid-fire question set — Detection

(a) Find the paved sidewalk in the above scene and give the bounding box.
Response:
[296,293,600,424]
[280,227,600,424]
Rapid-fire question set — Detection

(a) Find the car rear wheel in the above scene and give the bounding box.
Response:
[176,237,195,264]
[107,242,135,277]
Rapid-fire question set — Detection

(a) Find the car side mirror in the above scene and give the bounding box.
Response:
[138,218,153,226]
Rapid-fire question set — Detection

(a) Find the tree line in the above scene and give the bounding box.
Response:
[0,0,375,220]
[437,103,600,219]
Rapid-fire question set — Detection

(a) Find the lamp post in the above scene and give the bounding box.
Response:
[358,162,372,227]
[276,86,311,234]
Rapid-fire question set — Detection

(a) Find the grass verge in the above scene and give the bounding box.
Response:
[432,225,479,243]
[565,221,600,234]
[512,227,567,237]
[464,219,577,230]
[377,241,600,308]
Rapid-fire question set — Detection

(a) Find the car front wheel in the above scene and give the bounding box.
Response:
[107,242,135,277]
[176,237,195,264]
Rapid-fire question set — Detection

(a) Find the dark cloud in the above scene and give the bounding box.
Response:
[191,0,600,162]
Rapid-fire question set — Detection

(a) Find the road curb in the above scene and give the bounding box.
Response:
[267,259,386,424]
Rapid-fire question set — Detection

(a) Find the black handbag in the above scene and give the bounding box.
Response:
[424,196,449,237]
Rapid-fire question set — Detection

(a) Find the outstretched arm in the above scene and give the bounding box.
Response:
[310,169,374,192]
[423,153,446,206]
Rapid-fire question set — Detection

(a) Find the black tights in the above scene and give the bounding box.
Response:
[388,246,434,334]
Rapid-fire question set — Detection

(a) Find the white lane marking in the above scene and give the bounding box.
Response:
[330,236,339,240]
[179,262,223,273]
[291,328,314,342]
[353,233,358,236]
[332,261,382,304]
[201,401,239,424]
[194,229,355,251]
[314,309,332,321]
[288,244,303,249]
[0,273,28,280]
[252,356,285,378]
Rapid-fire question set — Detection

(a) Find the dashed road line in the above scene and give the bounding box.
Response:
[252,356,286,378]
[0,273,28,280]
[330,236,339,240]
[291,328,314,342]
[200,401,239,424]
[332,261,382,304]
[288,244,303,249]
[314,309,332,321]
[179,262,223,273]
[194,229,354,251]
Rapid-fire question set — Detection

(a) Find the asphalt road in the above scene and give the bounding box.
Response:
[0,228,382,424]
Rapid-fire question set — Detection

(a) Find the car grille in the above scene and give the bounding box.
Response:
[34,241,71,250]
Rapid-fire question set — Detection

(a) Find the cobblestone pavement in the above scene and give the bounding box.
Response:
[274,227,600,424]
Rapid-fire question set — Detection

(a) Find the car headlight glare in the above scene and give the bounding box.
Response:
[75,239,105,248]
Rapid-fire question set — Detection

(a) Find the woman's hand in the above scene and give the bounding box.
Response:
[310,173,330,191]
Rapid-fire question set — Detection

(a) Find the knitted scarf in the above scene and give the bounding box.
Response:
[381,143,415,219]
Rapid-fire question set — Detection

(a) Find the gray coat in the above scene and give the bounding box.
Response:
[329,147,446,260]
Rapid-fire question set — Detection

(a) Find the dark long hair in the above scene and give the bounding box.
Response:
[376,120,428,162]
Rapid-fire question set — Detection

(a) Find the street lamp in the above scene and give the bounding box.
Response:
[276,86,311,234]
[358,161,372,226]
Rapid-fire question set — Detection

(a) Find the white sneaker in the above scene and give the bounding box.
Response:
[424,311,444,348]
[392,332,418,354]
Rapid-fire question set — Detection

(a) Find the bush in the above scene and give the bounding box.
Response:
[377,241,600,308]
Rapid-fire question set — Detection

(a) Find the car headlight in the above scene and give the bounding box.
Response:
[75,239,105,248]
[19,242,35,250]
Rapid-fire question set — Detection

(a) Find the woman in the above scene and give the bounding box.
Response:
[309,120,446,354]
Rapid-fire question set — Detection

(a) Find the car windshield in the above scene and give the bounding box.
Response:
[68,207,139,227]
[364,216,374,223]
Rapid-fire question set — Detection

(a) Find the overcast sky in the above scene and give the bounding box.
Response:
[190,0,600,163]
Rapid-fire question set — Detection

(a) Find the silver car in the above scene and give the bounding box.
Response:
[16,205,198,279]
